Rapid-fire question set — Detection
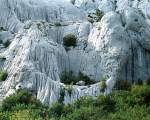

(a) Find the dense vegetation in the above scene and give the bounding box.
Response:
[1,81,150,119]
[60,70,96,85]
[0,89,48,119]
[47,83,150,120]
[1,89,43,111]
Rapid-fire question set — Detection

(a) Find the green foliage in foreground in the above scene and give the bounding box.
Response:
[2,89,44,111]
[1,84,150,120]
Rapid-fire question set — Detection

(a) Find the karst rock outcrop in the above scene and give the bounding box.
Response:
[0,0,150,105]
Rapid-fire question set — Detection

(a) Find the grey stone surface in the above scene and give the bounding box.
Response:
[0,0,149,105]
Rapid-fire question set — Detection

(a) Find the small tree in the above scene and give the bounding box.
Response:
[63,34,77,47]
[95,9,104,22]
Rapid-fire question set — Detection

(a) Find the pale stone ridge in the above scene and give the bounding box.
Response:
[0,0,150,105]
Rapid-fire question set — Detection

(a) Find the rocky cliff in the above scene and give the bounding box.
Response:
[0,0,150,105]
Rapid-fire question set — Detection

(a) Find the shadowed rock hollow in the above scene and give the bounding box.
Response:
[0,0,150,105]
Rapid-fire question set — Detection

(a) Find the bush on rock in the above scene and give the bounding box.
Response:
[2,89,42,111]
[0,70,8,82]
[63,34,77,48]
[60,70,96,85]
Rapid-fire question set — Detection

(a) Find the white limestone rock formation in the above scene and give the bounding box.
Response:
[0,0,150,105]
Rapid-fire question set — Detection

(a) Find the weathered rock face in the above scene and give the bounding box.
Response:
[0,0,150,105]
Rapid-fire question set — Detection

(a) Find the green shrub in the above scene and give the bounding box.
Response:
[73,96,94,109]
[59,95,115,120]
[144,79,150,85]
[60,71,95,85]
[29,96,43,107]
[2,94,18,111]
[65,83,73,96]
[99,75,107,92]
[99,80,106,92]
[60,70,77,85]
[0,70,8,81]
[15,89,32,104]
[11,104,28,111]
[3,41,11,48]
[78,72,96,85]
[94,95,116,112]
[2,89,42,111]
[107,105,150,120]
[0,112,10,120]
[115,80,131,91]
[62,104,73,116]
[63,34,77,47]
[63,107,97,120]
[110,90,137,107]
[95,9,104,22]
[137,79,143,85]
[49,102,64,118]
[58,88,65,103]
[1,85,150,120]
[54,22,61,27]
[58,89,150,120]
[131,85,150,105]
[29,108,48,119]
